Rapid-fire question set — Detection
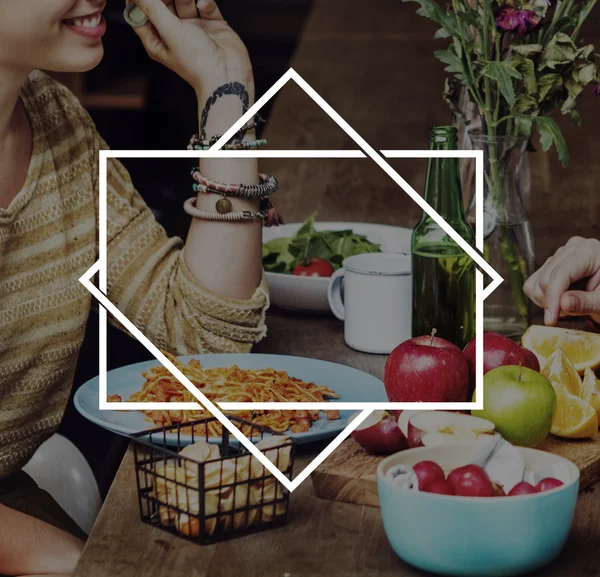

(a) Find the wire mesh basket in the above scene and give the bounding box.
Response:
[130,417,295,544]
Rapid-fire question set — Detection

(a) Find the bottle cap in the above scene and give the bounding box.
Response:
[123,3,149,27]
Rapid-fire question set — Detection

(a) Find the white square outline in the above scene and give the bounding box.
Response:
[78,68,502,491]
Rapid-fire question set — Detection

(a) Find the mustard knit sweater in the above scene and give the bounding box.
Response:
[0,71,269,478]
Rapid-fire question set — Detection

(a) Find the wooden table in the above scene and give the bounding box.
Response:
[74,0,600,572]
[74,311,600,577]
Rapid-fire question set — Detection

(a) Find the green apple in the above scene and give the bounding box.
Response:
[472,366,556,447]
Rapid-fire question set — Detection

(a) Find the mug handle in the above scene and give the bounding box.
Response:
[327,269,346,321]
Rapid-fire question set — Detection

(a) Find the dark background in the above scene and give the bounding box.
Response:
[56,0,314,496]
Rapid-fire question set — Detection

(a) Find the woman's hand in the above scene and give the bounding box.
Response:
[127,0,253,96]
[523,237,600,326]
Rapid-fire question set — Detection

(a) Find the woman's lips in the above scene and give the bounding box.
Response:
[62,12,107,39]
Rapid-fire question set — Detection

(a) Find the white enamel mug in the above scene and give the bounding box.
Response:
[327,253,412,354]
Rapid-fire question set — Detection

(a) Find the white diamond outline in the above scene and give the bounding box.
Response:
[79,67,502,492]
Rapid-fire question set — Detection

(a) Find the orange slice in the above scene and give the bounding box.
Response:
[542,348,583,397]
[550,383,598,439]
[522,326,600,374]
[582,368,600,423]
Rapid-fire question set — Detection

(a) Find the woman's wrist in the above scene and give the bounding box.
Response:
[196,78,255,140]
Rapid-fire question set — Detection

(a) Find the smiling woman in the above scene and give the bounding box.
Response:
[0,0,272,575]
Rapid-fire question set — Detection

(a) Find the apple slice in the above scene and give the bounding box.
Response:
[398,410,421,439]
[350,410,407,454]
[407,411,495,448]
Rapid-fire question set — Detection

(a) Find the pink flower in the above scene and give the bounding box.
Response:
[496,5,541,36]
[594,83,600,98]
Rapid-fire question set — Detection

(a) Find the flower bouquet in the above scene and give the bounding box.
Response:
[405,0,599,336]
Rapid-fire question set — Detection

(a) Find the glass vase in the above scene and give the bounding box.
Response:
[465,130,535,339]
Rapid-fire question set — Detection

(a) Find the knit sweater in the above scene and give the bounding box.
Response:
[0,71,269,478]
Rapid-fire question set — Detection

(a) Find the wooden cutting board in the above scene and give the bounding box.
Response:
[311,436,600,507]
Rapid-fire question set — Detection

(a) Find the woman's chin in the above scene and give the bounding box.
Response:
[48,45,104,73]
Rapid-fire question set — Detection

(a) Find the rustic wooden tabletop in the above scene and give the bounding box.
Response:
[73,311,600,577]
[73,0,600,573]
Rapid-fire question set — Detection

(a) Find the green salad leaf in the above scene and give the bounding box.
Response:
[262,212,382,274]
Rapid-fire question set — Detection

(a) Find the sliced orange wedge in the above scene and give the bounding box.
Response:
[542,348,583,397]
[550,383,598,439]
[522,326,600,374]
[582,368,600,423]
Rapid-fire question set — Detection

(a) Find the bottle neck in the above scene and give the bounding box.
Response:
[424,131,465,221]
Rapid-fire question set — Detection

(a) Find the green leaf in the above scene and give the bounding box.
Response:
[550,16,576,35]
[560,95,578,114]
[434,49,465,75]
[579,63,597,85]
[455,10,481,28]
[570,107,581,126]
[403,0,459,37]
[264,261,288,273]
[564,71,585,100]
[484,61,522,107]
[511,55,537,95]
[512,94,539,115]
[538,73,562,101]
[534,116,569,167]
[541,33,578,70]
[511,44,543,57]
[514,116,533,137]
[434,27,451,39]
[295,212,317,237]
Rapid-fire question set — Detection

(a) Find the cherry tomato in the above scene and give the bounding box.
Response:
[292,258,335,277]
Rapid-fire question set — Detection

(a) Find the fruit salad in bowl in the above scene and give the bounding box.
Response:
[376,440,579,577]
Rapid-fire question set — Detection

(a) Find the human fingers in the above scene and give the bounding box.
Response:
[560,289,600,318]
[196,0,224,20]
[544,247,600,325]
[136,0,180,40]
[175,0,198,19]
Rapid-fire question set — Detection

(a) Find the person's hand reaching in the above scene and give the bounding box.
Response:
[523,237,600,326]
[126,0,254,97]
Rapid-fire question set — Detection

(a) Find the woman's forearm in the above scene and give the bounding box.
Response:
[183,80,263,301]
[0,504,83,576]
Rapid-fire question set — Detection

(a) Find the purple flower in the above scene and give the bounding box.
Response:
[594,83,600,98]
[496,5,541,36]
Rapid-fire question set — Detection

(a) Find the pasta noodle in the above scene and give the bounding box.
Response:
[110,354,340,436]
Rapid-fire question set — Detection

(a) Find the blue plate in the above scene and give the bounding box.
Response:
[74,353,387,445]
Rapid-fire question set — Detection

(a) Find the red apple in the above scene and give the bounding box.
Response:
[350,410,407,454]
[384,333,469,403]
[407,411,495,448]
[447,465,496,497]
[508,482,538,496]
[535,478,564,492]
[413,460,446,490]
[463,332,541,384]
[422,479,454,495]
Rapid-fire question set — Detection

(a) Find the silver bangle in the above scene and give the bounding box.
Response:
[183,197,266,222]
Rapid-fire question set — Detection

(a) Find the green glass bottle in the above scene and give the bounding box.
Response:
[411,126,475,349]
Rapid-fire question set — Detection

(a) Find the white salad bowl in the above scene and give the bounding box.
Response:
[263,221,412,313]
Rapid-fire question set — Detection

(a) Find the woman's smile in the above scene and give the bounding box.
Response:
[62,10,106,39]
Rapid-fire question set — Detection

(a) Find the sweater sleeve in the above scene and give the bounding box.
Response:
[92,135,270,354]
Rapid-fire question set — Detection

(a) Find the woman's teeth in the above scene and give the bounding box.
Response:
[66,13,102,27]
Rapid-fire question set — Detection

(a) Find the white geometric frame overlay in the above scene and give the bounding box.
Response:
[79,68,503,492]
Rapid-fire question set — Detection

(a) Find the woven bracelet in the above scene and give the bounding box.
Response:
[191,171,278,200]
[184,197,267,222]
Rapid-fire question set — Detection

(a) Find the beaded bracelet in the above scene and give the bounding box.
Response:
[184,197,267,222]
[191,170,278,200]
[184,197,284,227]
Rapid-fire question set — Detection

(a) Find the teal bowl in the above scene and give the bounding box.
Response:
[377,442,579,577]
